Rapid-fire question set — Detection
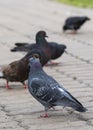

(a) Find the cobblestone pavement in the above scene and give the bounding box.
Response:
[0,0,93,129]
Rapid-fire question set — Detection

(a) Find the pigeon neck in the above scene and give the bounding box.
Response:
[29,63,42,74]
[36,37,47,45]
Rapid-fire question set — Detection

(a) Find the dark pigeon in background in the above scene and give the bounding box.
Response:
[63,16,90,33]
[0,49,47,89]
[28,58,87,117]
[11,31,66,65]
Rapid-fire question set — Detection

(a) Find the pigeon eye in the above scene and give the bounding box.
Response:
[42,32,46,36]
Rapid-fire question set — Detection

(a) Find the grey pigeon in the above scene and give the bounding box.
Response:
[63,16,90,33]
[28,58,87,117]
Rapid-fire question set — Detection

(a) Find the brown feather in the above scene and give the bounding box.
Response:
[0,50,48,89]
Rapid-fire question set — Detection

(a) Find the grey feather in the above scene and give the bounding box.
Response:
[28,58,87,114]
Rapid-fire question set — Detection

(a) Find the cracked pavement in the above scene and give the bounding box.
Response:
[0,0,93,129]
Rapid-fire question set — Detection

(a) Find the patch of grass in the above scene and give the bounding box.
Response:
[56,0,93,8]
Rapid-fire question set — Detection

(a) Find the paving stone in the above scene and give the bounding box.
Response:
[0,0,93,130]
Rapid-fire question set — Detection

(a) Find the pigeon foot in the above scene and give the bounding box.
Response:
[40,113,50,118]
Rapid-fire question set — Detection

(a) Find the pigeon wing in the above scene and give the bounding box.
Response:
[15,43,29,47]
[66,17,86,29]
[28,77,62,106]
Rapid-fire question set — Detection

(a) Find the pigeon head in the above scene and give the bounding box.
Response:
[85,17,90,21]
[28,57,42,72]
[36,31,48,38]
[36,30,48,43]
[63,25,67,31]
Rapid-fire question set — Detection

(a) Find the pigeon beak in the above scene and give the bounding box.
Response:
[45,35,48,38]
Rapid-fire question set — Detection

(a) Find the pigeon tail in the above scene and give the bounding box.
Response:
[62,44,67,49]
[66,90,87,112]
[11,47,17,52]
[11,46,29,52]
[15,43,28,47]
[71,101,87,112]
[58,89,87,112]
[56,96,87,112]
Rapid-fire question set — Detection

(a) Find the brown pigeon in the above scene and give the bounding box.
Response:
[0,49,47,89]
